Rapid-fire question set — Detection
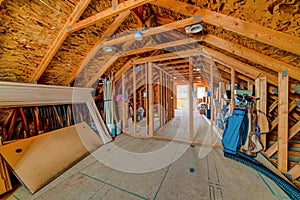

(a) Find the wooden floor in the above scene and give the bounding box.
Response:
[6,110,290,200]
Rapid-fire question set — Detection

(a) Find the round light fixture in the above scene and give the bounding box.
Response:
[134,31,143,41]
[103,46,113,52]
[190,24,203,33]
[185,23,203,34]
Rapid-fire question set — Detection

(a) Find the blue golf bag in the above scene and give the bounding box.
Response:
[222,109,248,154]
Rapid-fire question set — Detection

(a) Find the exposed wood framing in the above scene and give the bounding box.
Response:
[124,37,203,56]
[148,62,154,136]
[269,100,278,113]
[216,64,251,84]
[204,34,300,81]
[189,56,193,141]
[266,118,300,158]
[151,0,300,56]
[122,74,128,129]
[132,46,278,86]
[65,11,131,85]
[255,77,267,150]
[133,64,137,135]
[69,0,151,33]
[131,6,144,27]
[30,0,91,83]
[159,70,163,127]
[277,70,289,173]
[102,16,202,48]
[210,60,214,143]
[269,100,296,132]
[288,165,300,181]
[230,68,235,114]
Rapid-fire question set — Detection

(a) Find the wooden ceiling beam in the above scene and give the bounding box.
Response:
[29,0,91,83]
[132,46,278,85]
[157,59,187,66]
[101,16,202,48]
[131,9,144,27]
[200,46,278,86]
[69,0,151,33]
[64,11,131,85]
[203,34,300,81]
[151,0,300,56]
[124,36,203,56]
[216,64,252,84]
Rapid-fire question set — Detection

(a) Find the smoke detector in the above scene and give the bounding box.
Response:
[185,24,203,34]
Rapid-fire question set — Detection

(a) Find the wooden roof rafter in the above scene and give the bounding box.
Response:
[65,10,131,85]
[69,0,152,33]
[131,47,279,85]
[151,0,300,56]
[131,7,144,27]
[99,16,202,48]
[29,0,92,83]
[203,34,300,81]
[84,17,203,87]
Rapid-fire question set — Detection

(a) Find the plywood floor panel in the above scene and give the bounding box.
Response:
[6,112,291,200]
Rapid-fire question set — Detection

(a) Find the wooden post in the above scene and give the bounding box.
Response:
[145,64,149,131]
[189,56,194,141]
[278,70,289,173]
[148,62,154,136]
[164,73,168,124]
[210,60,214,143]
[133,65,137,135]
[230,68,235,114]
[159,69,163,127]
[161,72,165,125]
[168,75,172,121]
[255,77,267,150]
[121,74,128,129]
[171,79,175,118]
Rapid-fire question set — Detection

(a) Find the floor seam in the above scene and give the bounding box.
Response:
[79,171,148,200]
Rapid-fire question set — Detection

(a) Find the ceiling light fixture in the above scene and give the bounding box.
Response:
[134,31,143,41]
[103,46,113,52]
[185,23,203,34]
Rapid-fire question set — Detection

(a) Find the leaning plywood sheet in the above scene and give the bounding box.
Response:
[0,122,102,193]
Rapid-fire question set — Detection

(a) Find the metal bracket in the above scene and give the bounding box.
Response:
[193,15,202,22]
[282,70,287,78]
[67,25,72,32]
[112,1,117,10]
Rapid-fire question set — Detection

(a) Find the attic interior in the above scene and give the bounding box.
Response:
[0,0,300,199]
